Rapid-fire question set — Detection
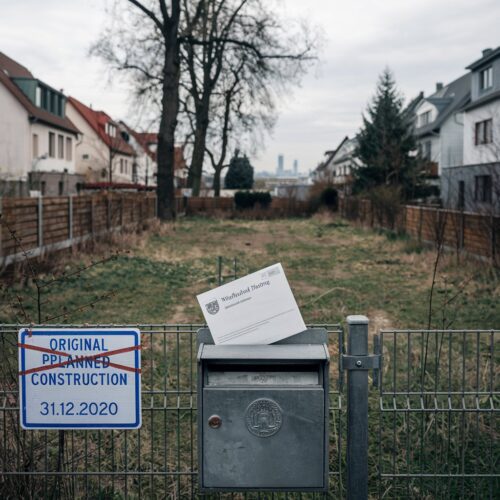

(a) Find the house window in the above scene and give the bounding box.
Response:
[125,159,128,174]
[458,181,465,210]
[58,134,64,159]
[48,132,55,157]
[474,175,492,203]
[475,119,493,145]
[120,158,124,173]
[106,122,117,137]
[423,140,432,160]
[32,134,39,159]
[35,87,41,107]
[479,66,493,91]
[66,137,72,161]
[58,181,64,196]
[419,110,431,127]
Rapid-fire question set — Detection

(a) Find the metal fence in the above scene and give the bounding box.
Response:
[375,329,499,499]
[0,323,345,499]
[1,323,498,499]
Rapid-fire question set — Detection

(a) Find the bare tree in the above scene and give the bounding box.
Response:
[93,0,320,199]
[181,0,318,195]
[92,0,187,219]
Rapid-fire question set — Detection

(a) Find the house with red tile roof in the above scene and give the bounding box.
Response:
[66,97,135,185]
[119,121,188,189]
[0,52,80,196]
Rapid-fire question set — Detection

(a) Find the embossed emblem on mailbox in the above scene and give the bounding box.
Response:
[245,398,282,437]
[205,300,220,315]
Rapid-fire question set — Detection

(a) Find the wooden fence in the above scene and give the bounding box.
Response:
[0,193,156,265]
[339,196,500,264]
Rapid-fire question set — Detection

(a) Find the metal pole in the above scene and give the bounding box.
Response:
[217,256,223,285]
[346,314,369,500]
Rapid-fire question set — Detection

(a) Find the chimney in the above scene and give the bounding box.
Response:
[482,48,493,57]
[436,82,443,92]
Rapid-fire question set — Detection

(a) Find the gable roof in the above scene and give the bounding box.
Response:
[415,73,471,137]
[68,96,135,156]
[0,52,33,78]
[0,52,80,135]
[119,121,187,171]
[466,46,500,71]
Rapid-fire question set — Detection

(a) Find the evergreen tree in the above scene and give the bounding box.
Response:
[224,150,254,189]
[354,69,419,199]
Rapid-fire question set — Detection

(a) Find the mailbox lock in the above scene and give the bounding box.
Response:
[208,415,222,429]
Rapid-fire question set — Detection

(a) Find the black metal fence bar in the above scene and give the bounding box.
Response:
[0,323,345,499]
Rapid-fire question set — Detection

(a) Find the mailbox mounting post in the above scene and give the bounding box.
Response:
[345,315,376,500]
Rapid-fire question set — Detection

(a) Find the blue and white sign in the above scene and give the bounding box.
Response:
[18,328,141,429]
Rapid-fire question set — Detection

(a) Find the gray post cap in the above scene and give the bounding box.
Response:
[346,315,369,325]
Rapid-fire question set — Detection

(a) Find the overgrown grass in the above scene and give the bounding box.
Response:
[1,215,498,498]
[3,215,499,328]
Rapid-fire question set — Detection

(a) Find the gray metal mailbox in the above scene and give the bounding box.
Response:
[197,328,329,492]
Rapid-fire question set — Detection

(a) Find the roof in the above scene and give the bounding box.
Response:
[120,122,157,161]
[464,89,500,111]
[466,46,500,70]
[0,52,33,78]
[68,97,135,156]
[0,52,80,135]
[415,73,471,137]
[403,91,425,119]
[119,121,187,171]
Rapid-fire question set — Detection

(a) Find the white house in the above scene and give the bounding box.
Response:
[441,47,500,214]
[66,97,135,185]
[0,52,80,196]
[119,122,157,187]
[311,136,362,194]
[413,74,471,175]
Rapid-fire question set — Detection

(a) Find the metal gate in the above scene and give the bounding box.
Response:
[0,322,498,498]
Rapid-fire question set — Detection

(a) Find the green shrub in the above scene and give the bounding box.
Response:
[234,191,272,210]
[320,187,338,210]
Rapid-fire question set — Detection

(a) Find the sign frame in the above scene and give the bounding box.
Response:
[18,328,141,430]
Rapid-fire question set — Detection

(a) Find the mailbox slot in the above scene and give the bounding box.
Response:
[198,332,330,492]
[206,363,321,386]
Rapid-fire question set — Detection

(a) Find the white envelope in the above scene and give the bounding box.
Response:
[197,263,306,345]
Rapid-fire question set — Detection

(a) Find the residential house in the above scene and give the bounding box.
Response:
[413,74,471,177]
[312,136,362,195]
[66,97,135,186]
[441,47,500,214]
[0,52,80,196]
[119,123,157,186]
[119,122,189,190]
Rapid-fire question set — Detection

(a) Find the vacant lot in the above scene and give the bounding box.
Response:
[2,215,499,331]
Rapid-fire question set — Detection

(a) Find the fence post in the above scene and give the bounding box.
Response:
[87,196,93,236]
[107,196,111,230]
[0,196,3,258]
[37,196,43,247]
[68,195,73,241]
[346,315,369,500]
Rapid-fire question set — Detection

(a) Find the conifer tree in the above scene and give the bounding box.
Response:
[354,68,419,198]
[224,150,254,190]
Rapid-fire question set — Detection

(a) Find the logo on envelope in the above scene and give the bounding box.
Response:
[205,299,220,315]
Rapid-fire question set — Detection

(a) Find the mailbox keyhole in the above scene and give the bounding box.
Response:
[208,415,222,429]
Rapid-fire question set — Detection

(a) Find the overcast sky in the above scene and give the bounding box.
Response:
[1,0,499,173]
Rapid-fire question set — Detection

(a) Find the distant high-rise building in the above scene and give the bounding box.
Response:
[277,154,284,175]
[293,159,298,176]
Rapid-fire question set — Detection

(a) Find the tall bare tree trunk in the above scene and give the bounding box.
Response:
[187,100,210,196]
[157,6,181,220]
